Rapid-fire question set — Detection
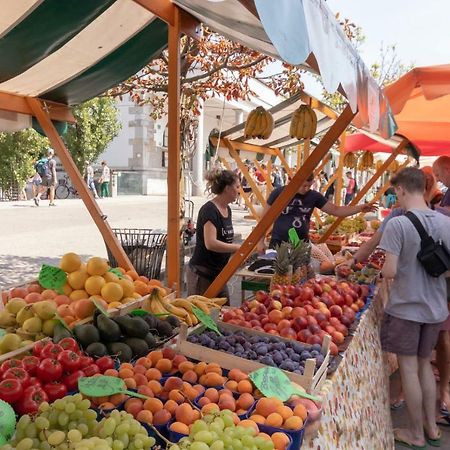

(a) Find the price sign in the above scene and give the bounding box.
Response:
[288,228,300,247]
[78,376,149,400]
[108,268,124,279]
[93,299,109,316]
[39,264,67,292]
[54,313,73,333]
[249,367,320,402]
[130,310,148,316]
[0,400,16,440]
[191,305,221,335]
[0,330,5,338]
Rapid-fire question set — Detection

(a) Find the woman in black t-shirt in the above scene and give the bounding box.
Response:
[187,170,241,297]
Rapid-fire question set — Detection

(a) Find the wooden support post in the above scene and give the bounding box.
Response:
[323,171,338,193]
[204,104,356,297]
[266,160,273,199]
[26,98,134,270]
[274,148,293,178]
[227,142,266,207]
[318,139,408,243]
[303,138,310,161]
[335,133,346,205]
[313,154,331,178]
[296,144,302,168]
[167,8,181,293]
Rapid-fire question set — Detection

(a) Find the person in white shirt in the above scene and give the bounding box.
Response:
[99,161,110,198]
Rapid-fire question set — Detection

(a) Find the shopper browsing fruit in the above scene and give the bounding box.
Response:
[379,167,450,449]
[187,169,241,297]
[257,173,377,253]
[99,160,110,198]
[33,148,57,207]
[433,155,450,214]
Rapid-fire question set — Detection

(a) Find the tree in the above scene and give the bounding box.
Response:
[0,129,49,193]
[63,97,121,173]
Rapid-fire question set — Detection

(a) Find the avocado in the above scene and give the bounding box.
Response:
[85,342,107,358]
[144,333,157,349]
[143,314,157,330]
[124,338,149,358]
[53,322,72,343]
[166,315,180,328]
[156,320,173,337]
[73,324,100,348]
[107,342,132,362]
[97,314,122,342]
[122,317,150,339]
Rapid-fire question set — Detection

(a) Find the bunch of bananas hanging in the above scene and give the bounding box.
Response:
[389,160,399,172]
[244,106,274,139]
[344,152,357,168]
[145,290,227,327]
[289,104,317,139]
[358,151,375,170]
[375,159,383,170]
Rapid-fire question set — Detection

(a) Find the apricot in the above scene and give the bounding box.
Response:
[293,404,308,421]
[219,389,234,398]
[147,380,162,395]
[124,378,137,389]
[164,399,178,416]
[169,421,189,435]
[182,370,198,384]
[109,393,127,406]
[136,410,153,425]
[198,397,211,407]
[162,347,176,360]
[255,398,281,417]
[204,388,220,403]
[91,396,109,406]
[145,368,162,381]
[271,432,290,450]
[184,385,199,402]
[135,357,152,369]
[178,361,194,374]
[238,420,259,433]
[193,361,207,376]
[153,409,171,426]
[175,403,195,425]
[218,396,236,412]
[134,365,147,375]
[148,350,163,365]
[155,358,172,373]
[237,379,253,394]
[205,363,222,375]
[228,368,248,382]
[284,415,303,430]
[258,432,272,441]
[279,405,294,421]
[104,369,119,377]
[203,373,225,387]
[120,363,134,371]
[124,398,143,417]
[137,386,154,398]
[237,393,254,410]
[224,380,239,392]
[134,374,148,387]
[168,390,186,404]
[249,414,266,424]
[164,376,184,392]
[193,384,205,395]
[144,398,164,414]
[98,402,115,410]
[192,409,201,421]
[265,412,283,428]
[201,403,220,415]
[172,354,188,368]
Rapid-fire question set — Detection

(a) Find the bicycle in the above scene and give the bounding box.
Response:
[55,176,79,199]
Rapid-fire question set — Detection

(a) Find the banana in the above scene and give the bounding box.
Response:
[263,112,274,139]
[211,297,228,307]
[258,112,267,139]
[187,311,198,326]
[160,298,190,319]
[171,298,194,312]
[244,110,257,138]
[191,299,211,314]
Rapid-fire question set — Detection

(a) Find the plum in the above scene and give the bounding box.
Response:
[312,344,322,352]
[280,360,296,372]
[256,345,268,355]
[247,350,258,360]
[260,355,275,366]
[301,351,312,360]
[292,342,305,353]
[219,341,231,350]
[291,353,301,363]
[235,344,244,354]
[272,352,283,365]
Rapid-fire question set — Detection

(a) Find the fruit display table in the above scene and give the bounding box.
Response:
[303,283,394,449]
[235,268,271,302]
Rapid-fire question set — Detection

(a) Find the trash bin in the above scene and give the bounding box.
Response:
[105,229,167,280]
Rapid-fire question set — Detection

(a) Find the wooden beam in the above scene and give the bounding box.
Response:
[335,133,346,205]
[166,8,182,293]
[274,148,293,178]
[313,153,331,177]
[204,104,356,297]
[227,139,278,156]
[227,142,266,207]
[299,91,338,120]
[303,138,310,161]
[318,139,409,243]
[266,160,273,200]
[296,144,302,168]
[0,92,75,123]
[26,97,133,270]
[323,171,338,193]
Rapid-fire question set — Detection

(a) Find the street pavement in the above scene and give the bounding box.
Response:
[0,195,255,290]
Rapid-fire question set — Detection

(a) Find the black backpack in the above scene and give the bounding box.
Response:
[406,211,450,277]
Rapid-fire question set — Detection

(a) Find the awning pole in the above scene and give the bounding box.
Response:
[335,133,346,205]
[204,104,357,298]
[166,7,181,293]
[26,97,134,270]
[319,138,409,243]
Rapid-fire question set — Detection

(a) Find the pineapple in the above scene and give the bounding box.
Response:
[271,243,292,288]
[290,240,312,285]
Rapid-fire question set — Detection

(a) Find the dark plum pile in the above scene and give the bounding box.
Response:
[187,329,324,375]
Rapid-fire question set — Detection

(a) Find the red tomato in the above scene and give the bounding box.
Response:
[82,364,100,377]
[16,386,48,415]
[79,356,94,369]
[57,350,81,373]
[32,340,47,357]
[43,382,68,402]
[62,370,84,392]
[3,367,30,388]
[40,343,63,360]
[28,377,42,388]
[21,356,40,376]
[0,378,23,403]
[37,359,63,382]
[0,359,22,376]
[95,356,115,373]
[58,338,79,353]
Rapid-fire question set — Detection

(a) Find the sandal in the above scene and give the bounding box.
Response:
[393,429,426,450]
[424,429,441,447]
[436,415,450,427]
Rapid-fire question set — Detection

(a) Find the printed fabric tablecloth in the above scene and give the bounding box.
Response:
[303,287,395,450]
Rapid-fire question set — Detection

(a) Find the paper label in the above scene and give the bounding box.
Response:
[191,305,221,335]
[0,329,5,338]
[39,264,67,292]
[93,299,109,316]
[130,310,148,316]
[108,268,124,279]
[288,228,300,247]
[0,400,16,440]
[78,375,150,400]
[54,313,73,333]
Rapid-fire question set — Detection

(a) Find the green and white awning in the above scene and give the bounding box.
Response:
[0,0,167,106]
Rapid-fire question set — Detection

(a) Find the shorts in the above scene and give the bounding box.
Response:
[186,264,229,300]
[380,313,444,358]
[41,176,56,187]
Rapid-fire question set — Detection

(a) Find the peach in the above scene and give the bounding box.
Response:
[136,410,153,424]
[164,377,184,392]
[175,403,195,425]
[155,358,172,373]
[124,398,143,417]
[178,361,194,374]
[153,409,171,426]
[204,388,220,403]
[182,370,198,384]
[169,421,189,435]
[284,416,303,430]
[144,398,164,414]
[265,412,283,428]
[237,380,253,394]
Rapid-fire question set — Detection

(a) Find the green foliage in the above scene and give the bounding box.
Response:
[0,129,49,191]
[63,97,121,173]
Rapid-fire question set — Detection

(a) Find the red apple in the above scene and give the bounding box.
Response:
[277,319,292,331]
[280,327,297,340]
[308,323,321,334]
[291,307,307,318]
[335,323,348,337]
[253,326,264,332]
[329,342,339,356]
[304,305,316,315]
[331,331,345,345]
[314,311,327,324]
[282,306,293,318]
[292,316,308,332]
[272,300,282,311]
[306,315,318,326]
[250,319,261,328]
[330,305,343,318]
[340,315,353,327]
[268,310,283,324]
[264,323,277,332]
[255,304,268,316]
[255,290,268,302]
[312,283,323,296]
[307,335,322,345]
[260,317,270,326]
[329,317,341,327]
[324,325,336,335]
[223,311,235,322]
[297,329,312,342]
[299,286,314,302]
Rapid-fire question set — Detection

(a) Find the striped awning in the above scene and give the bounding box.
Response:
[0,0,167,106]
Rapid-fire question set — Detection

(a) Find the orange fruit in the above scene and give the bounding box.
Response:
[69,290,89,301]
[61,283,73,296]
[85,275,106,295]
[119,368,134,379]
[103,272,120,283]
[67,269,89,290]
[126,270,139,281]
[118,278,135,297]
[101,282,124,303]
[86,257,109,276]
[60,253,82,273]
[134,281,149,296]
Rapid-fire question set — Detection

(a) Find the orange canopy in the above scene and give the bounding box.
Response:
[384,65,450,149]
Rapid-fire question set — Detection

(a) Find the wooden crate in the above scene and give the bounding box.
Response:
[176,322,330,394]
[0,337,51,364]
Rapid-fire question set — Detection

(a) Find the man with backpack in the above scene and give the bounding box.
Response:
[379,167,450,448]
[33,148,57,206]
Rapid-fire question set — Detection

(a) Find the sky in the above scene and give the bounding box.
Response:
[326,0,449,68]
